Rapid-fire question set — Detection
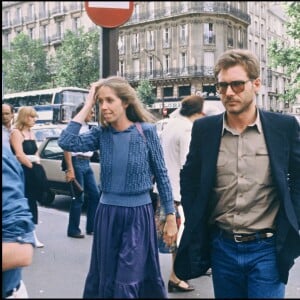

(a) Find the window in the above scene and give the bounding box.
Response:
[16,7,22,23]
[238,28,243,48]
[180,24,188,44]
[132,3,139,21]
[203,52,214,76]
[118,35,125,54]
[163,28,170,47]
[28,3,35,19]
[204,23,215,44]
[72,17,80,33]
[40,25,48,44]
[28,27,34,39]
[132,33,139,52]
[4,10,10,26]
[39,2,49,18]
[133,59,140,79]
[148,56,154,76]
[227,26,233,47]
[149,2,155,18]
[119,61,124,77]
[164,55,170,73]
[180,52,187,73]
[164,2,171,15]
[3,33,10,49]
[179,86,191,97]
[57,22,64,39]
[147,30,154,49]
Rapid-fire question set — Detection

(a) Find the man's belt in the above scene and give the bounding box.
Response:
[73,155,90,160]
[220,228,275,243]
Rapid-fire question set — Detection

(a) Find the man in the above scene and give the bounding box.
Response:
[160,95,205,292]
[174,49,300,298]
[2,141,35,298]
[2,103,14,144]
[63,103,100,238]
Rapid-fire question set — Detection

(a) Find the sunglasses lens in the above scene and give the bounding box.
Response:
[216,83,228,94]
[231,81,245,93]
[216,81,249,94]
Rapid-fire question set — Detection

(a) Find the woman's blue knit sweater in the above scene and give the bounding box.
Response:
[58,121,175,214]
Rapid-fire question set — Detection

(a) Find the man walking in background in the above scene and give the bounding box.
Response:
[63,103,100,238]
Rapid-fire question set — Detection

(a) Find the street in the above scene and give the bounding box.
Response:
[23,196,300,298]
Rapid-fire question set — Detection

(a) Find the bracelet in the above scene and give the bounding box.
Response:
[65,169,72,173]
[166,212,176,216]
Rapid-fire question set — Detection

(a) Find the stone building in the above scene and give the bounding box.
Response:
[2,1,297,113]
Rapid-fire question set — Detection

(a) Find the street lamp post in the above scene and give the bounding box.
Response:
[142,48,165,118]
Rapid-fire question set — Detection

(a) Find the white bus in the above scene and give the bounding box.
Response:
[3,87,89,124]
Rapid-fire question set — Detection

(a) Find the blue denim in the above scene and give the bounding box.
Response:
[2,144,35,297]
[68,157,100,235]
[211,229,285,299]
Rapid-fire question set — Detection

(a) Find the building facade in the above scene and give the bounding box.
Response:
[2,1,298,114]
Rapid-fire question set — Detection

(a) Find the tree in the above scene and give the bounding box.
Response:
[136,79,156,107]
[2,33,51,93]
[268,2,300,104]
[52,28,100,88]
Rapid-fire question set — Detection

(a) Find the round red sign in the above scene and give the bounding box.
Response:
[85,1,134,28]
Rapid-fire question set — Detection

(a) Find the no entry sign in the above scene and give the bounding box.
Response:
[85,1,134,28]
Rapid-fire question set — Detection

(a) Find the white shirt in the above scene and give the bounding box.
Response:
[72,123,94,158]
[160,115,193,201]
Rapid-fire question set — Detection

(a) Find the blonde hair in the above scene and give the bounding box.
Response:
[14,106,38,130]
[93,76,157,126]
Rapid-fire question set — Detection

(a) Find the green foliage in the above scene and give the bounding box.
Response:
[2,33,50,93]
[52,28,100,89]
[136,79,156,107]
[267,2,300,103]
[2,28,100,94]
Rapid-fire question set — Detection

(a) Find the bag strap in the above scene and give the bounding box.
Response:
[135,122,146,141]
[135,122,154,176]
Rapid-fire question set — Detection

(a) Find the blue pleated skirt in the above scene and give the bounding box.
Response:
[83,203,167,298]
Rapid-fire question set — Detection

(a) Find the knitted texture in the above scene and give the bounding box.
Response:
[58,121,175,214]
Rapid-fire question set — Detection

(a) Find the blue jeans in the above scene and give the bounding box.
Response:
[68,157,100,235]
[211,229,285,299]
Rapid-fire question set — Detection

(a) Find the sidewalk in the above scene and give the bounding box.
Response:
[23,206,300,298]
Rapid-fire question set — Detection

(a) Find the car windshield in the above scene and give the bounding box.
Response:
[33,128,62,142]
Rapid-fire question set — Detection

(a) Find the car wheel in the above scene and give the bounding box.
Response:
[39,190,56,206]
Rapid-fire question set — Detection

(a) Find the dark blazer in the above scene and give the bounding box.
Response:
[174,109,300,284]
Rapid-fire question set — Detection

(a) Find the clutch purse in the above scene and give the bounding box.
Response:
[69,179,83,198]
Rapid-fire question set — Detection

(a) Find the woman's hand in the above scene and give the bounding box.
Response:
[86,82,99,106]
[163,214,178,247]
[65,169,75,183]
[72,82,99,124]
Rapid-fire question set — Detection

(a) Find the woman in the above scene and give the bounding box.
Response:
[10,106,45,248]
[58,76,178,298]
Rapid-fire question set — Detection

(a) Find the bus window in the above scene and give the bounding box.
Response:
[39,94,52,105]
[3,87,89,124]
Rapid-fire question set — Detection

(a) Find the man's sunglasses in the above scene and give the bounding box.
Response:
[215,80,253,94]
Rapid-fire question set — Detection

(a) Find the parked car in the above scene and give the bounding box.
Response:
[32,123,65,147]
[38,136,100,206]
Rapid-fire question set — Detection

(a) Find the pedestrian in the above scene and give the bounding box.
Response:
[58,76,178,298]
[174,49,300,299]
[2,103,15,144]
[159,95,206,293]
[63,103,100,238]
[2,143,35,298]
[10,106,46,248]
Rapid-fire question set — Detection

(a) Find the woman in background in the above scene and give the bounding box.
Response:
[10,106,45,248]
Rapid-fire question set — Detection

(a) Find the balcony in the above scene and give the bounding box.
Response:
[124,2,250,26]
